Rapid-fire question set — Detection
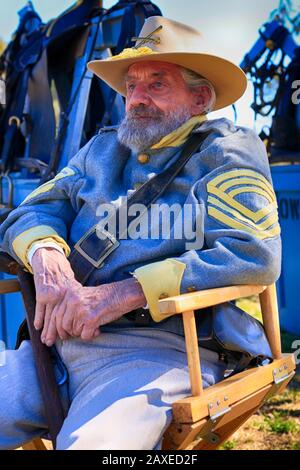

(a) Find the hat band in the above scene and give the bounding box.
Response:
[107,46,158,61]
[131,25,163,49]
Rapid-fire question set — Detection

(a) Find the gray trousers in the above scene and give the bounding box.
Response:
[0,325,227,450]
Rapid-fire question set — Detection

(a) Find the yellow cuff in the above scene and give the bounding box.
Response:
[134,259,186,322]
[12,225,70,273]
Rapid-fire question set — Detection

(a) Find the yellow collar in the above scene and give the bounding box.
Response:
[150,114,207,150]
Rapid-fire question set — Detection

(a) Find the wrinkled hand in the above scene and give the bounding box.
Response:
[31,247,146,346]
[63,277,146,342]
[31,247,84,345]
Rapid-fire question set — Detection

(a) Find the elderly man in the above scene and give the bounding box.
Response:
[0,16,280,450]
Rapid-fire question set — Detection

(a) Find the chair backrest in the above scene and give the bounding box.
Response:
[175,284,283,398]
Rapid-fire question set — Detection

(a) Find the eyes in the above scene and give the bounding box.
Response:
[126,81,167,93]
[152,81,164,90]
[127,83,135,92]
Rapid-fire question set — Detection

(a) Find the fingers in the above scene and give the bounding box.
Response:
[55,298,69,340]
[34,301,46,330]
[40,304,101,344]
[81,323,98,341]
[32,249,76,333]
[72,317,84,337]
[35,281,105,344]
[41,303,54,345]
[42,301,67,346]
[43,308,58,347]
[93,328,100,338]
[62,302,78,335]
[66,313,100,339]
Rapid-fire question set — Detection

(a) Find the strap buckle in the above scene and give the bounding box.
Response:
[74,225,120,268]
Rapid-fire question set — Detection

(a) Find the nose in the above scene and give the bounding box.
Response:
[126,83,152,110]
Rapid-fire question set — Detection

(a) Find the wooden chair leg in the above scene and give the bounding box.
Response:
[192,375,293,451]
[259,284,282,359]
[182,310,203,396]
[194,406,259,450]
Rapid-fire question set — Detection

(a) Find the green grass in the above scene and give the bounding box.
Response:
[220,440,238,450]
[236,295,262,322]
[263,411,299,434]
[291,441,300,450]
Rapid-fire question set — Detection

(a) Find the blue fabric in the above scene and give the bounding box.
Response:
[0,117,281,338]
[0,117,281,295]
[213,302,272,359]
[0,330,226,449]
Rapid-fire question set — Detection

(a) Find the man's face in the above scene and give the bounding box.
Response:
[124,61,195,117]
[117,61,199,152]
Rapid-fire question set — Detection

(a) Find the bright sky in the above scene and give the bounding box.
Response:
[0,0,282,128]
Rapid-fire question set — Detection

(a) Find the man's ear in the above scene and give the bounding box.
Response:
[190,85,212,115]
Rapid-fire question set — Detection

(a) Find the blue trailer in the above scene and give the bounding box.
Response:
[271,165,300,335]
[240,7,300,336]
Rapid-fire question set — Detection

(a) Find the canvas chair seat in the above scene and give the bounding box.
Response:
[0,253,295,451]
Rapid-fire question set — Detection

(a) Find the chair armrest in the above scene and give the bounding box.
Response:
[0,252,21,294]
[0,279,21,294]
[0,251,19,275]
[158,284,266,315]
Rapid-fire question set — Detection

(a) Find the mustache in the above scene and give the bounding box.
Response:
[127,106,165,119]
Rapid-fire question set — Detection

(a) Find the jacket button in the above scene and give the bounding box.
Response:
[159,292,169,300]
[134,182,143,190]
[137,153,150,164]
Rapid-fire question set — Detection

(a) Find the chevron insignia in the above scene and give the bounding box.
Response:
[21,167,75,205]
[207,169,280,240]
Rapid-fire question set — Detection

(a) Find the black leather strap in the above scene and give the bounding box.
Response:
[125,307,153,326]
[69,130,211,285]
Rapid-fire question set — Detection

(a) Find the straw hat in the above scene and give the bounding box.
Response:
[87,16,247,111]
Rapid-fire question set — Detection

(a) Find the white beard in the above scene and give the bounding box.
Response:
[117,105,192,153]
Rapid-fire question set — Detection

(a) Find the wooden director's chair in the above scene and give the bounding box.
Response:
[0,269,296,450]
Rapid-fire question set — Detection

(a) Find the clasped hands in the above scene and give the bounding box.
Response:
[31,247,146,346]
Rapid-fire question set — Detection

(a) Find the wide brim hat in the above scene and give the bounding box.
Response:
[87,16,247,112]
